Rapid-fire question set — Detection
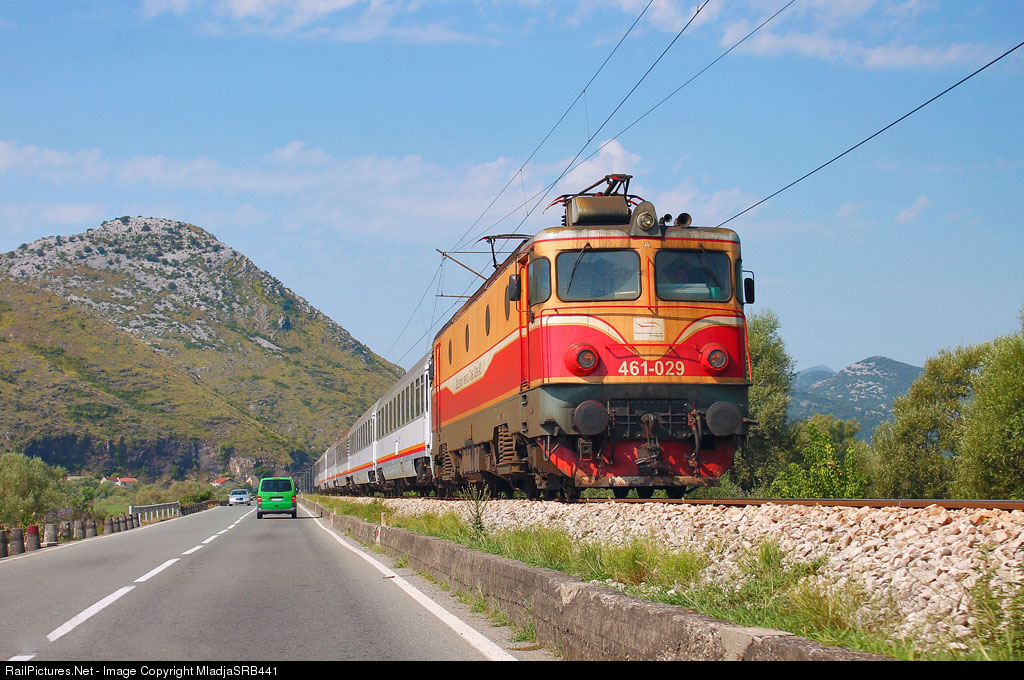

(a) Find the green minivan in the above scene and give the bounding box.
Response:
[256,477,297,519]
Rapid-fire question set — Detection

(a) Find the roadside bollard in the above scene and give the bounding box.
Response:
[25,526,40,551]
[126,515,134,530]
[115,516,123,532]
[0,529,8,558]
[60,521,72,542]
[44,523,58,547]
[85,520,97,537]
[73,520,84,539]
[103,517,113,534]
[9,528,23,554]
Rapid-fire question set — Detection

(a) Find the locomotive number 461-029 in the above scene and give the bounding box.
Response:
[616,359,686,376]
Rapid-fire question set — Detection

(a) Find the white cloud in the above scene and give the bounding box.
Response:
[558,139,642,194]
[0,141,112,183]
[838,202,864,218]
[0,203,106,238]
[140,0,485,43]
[896,195,930,223]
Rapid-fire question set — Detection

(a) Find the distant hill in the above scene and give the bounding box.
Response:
[794,365,835,391]
[0,217,402,480]
[789,356,923,440]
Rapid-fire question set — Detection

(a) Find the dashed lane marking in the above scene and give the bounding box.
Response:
[135,559,179,583]
[46,586,135,642]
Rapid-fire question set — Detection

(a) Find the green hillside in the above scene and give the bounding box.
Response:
[0,217,403,479]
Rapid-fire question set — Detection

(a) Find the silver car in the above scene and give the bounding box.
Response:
[228,489,252,506]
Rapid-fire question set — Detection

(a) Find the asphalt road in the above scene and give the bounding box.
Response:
[0,504,539,661]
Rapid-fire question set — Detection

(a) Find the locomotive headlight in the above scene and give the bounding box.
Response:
[636,211,656,231]
[577,348,598,370]
[565,343,600,375]
[700,344,730,374]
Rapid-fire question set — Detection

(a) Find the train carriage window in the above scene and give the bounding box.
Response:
[556,250,640,301]
[448,340,452,365]
[528,258,551,306]
[655,250,731,302]
[465,325,470,352]
[485,305,491,336]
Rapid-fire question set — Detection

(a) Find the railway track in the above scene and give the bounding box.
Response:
[318,492,1024,512]
[576,497,1024,511]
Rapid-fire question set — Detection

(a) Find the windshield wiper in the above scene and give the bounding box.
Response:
[698,245,723,290]
[565,242,592,294]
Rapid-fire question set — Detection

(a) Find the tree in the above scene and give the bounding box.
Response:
[955,316,1024,499]
[733,309,796,492]
[872,344,988,498]
[769,423,868,498]
[0,452,68,528]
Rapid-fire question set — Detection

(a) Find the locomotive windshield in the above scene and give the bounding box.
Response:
[556,249,641,301]
[655,249,732,301]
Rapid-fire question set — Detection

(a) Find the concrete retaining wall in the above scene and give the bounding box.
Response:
[302,498,886,661]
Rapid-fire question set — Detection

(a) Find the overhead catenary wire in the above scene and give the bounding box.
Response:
[448,0,657,253]
[386,1,659,363]
[392,2,717,365]
[510,0,713,232]
[465,0,795,244]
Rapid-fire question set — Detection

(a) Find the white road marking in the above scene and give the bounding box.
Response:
[181,545,203,555]
[202,535,218,544]
[46,586,135,642]
[8,654,36,661]
[217,529,229,534]
[303,505,517,662]
[135,559,179,583]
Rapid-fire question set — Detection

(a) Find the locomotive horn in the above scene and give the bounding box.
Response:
[674,212,692,227]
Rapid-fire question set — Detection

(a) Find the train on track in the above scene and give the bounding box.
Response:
[311,174,756,500]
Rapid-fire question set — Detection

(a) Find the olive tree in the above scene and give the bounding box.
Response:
[733,309,796,492]
[955,317,1024,499]
[0,452,68,528]
[872,344,987,498]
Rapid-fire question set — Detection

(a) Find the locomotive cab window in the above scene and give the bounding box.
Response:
[556,249,640,302]
[528,258,551,306]
[655,249,732,302]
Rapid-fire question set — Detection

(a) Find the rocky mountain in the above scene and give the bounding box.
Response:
[0,216,402,479]
[789,356,923,440]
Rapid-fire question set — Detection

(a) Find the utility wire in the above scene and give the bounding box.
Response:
[716,39,1024,228]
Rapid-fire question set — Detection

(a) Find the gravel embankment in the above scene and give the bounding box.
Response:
[356,497,1024,652]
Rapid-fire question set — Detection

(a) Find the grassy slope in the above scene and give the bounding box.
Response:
[0,280,295,463]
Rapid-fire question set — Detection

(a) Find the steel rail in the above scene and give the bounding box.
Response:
[313,493,1024,512]
[577,498,1024,511]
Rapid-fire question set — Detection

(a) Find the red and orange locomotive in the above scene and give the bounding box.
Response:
[314,174,754,499]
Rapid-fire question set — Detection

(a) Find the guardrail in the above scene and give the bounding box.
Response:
[0,499,228,558]
[129,501,180,523]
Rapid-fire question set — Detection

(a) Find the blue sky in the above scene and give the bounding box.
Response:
[1,1,1022,373]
